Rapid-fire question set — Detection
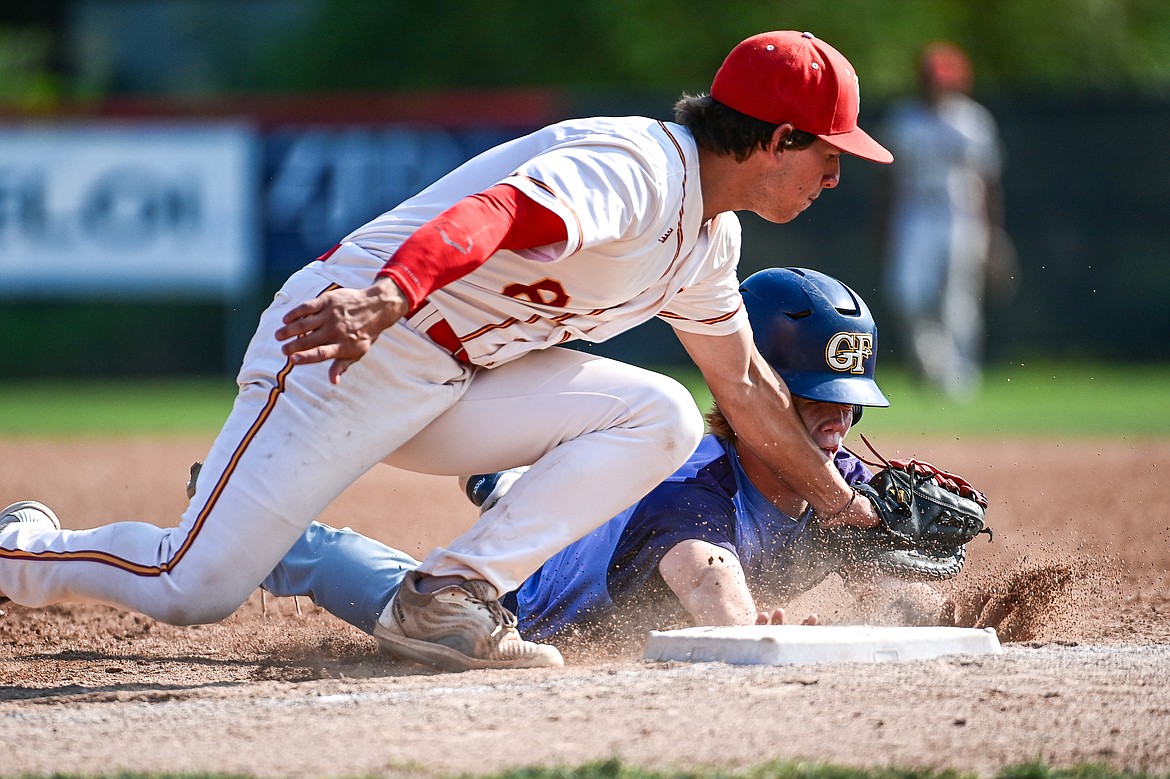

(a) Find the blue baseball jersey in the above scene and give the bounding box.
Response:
[265,433,871,641]
[504,433,872,640]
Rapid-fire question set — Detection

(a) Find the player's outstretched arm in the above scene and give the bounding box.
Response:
[659,539,818,627]
[658,539,758,625]
[675,326,878,529]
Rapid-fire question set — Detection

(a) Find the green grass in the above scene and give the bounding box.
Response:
[864,362,1170,439]
[0,378,238,437]
[668,361,1170,440]
[0,362,1166,439]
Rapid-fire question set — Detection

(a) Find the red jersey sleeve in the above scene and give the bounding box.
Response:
[376,182,568,309]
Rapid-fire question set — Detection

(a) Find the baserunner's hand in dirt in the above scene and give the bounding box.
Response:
[756,607,818,625]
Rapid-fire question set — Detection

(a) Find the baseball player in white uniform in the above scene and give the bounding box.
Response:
[0,31,893,673]
[879,42,1005,398]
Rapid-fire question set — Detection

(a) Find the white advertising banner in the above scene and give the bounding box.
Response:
[0,122,259,299]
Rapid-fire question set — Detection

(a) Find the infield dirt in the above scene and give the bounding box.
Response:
[1,436,1169,778]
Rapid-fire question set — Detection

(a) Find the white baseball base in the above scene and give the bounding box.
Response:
[643,624,1002,666]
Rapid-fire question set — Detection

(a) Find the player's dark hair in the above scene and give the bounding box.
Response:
[704,402,735,442]
[705,400,862,444]
[673,93,818,162]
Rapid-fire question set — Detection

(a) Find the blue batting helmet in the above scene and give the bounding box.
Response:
[740,267,889,408]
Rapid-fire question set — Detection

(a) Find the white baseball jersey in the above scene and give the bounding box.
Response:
[881,93,1002,221]
[318,116,748,366]
[880,93,1003,395]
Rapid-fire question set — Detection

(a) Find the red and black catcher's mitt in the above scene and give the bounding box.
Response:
[829,440,993,580]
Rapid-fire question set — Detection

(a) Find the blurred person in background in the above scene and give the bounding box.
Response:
[877,42,1014,399]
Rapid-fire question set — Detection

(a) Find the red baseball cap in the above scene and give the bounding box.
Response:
[920,41,974,94]
[710,31,893,164]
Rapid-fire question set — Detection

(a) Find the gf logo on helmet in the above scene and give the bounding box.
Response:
[825,332,873,374]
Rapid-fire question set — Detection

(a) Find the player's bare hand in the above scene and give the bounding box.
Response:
[755,607,818,625]
[275,278,410,384]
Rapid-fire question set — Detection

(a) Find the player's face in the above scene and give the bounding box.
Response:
[752,138,841,224]
[794,397,854,458]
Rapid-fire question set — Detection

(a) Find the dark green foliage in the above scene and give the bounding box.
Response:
[7,0,1170,100]
[244,0,1170,97]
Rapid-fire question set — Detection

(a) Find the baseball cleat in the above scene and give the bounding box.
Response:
[373,570,563,672]
[0,501,61,536]
[459,466,529,512]
[0,501,62,605]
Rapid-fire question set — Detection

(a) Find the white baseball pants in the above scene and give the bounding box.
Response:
[884,209,989,393]
[0,264,703,624]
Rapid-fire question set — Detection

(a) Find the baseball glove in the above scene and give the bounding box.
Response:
[828,438,992,580]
